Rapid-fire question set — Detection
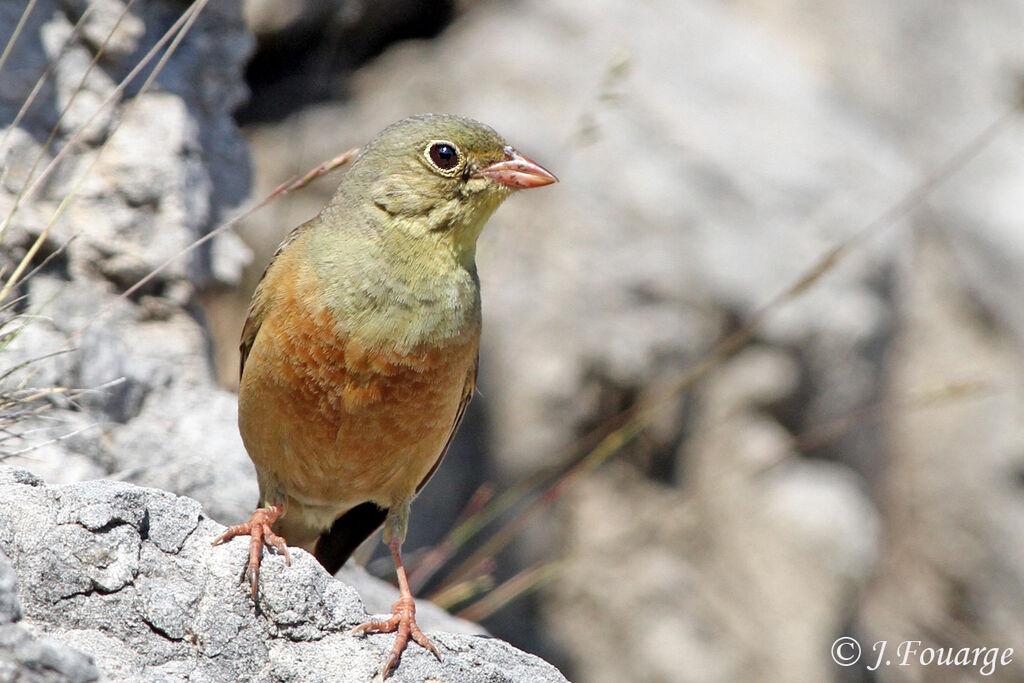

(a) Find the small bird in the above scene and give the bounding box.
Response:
[213,114,556,677]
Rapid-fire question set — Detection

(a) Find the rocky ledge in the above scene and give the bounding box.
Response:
[0,467,566,682]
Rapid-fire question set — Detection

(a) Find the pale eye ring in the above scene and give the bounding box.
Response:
[426,141,460,172]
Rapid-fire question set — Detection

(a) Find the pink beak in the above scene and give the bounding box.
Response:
[476,146,558,189]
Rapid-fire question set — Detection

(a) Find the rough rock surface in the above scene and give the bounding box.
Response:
[0,0,258,528]
[0,467,566,682]
[0,519,99,683]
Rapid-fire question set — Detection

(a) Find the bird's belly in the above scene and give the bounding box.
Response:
[238,305,477,516]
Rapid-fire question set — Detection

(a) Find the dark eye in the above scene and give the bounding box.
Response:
[428,142,460,171]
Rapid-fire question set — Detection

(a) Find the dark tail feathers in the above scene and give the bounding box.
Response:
[313,502,389,575]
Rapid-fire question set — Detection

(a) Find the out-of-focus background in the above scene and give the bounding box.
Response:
[3,0,1024,680]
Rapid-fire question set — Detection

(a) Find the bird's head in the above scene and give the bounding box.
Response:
[338,113,557,264]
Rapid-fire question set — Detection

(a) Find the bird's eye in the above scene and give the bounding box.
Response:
[427,142,460,171]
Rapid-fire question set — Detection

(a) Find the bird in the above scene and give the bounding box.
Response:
[213,113,557,678]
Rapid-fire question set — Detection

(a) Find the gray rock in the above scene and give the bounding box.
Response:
[0,549,100,682]
[0,552,22,625]
[548,348,880,682]
[239,0,456,120]
[0,467,567,682]
[0,623,100,683]
[0,0,257,529]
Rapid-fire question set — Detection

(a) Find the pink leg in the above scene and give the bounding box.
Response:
[351,538,440,678]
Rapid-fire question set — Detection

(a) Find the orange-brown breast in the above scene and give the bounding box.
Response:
[238,267,479,519]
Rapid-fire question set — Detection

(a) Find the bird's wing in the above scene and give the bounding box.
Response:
[417,353,478,494]
[239,222,308,379]
[313,356,478,575]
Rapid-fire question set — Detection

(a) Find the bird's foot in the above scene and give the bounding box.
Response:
[212,504,291,599]
[351,594,441,678]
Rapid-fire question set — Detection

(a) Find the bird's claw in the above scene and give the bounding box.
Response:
[212,504,290,599]
[351,595,441,678]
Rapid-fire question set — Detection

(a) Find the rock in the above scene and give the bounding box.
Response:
[549,349,880,683]
[857,231,1024,681]
[0,478,100,682]
[238,0,457,121]
[0,467,566,682]
[0,0,258,528]
[0,620,100,683]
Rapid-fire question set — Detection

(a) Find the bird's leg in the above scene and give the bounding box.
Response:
[351,504,440,678]
[212,503,291,599]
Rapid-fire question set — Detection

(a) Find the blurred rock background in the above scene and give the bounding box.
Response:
[3,0,1024,681]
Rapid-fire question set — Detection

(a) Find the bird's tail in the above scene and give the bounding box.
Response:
[313,502,389,574]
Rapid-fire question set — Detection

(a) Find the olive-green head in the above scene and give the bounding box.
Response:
[333,113,557,263]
